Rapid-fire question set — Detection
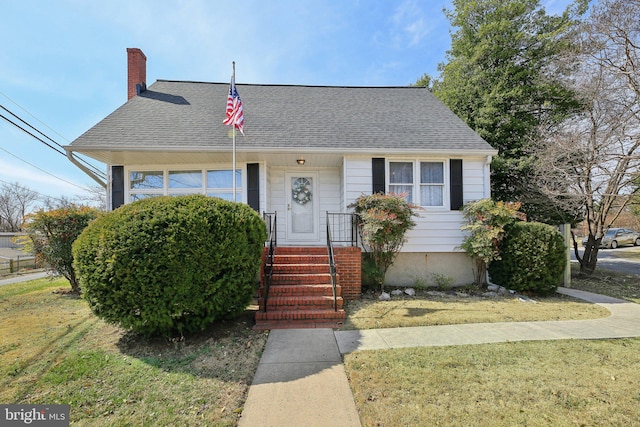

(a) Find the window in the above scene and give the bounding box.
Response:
[387,160,446,207]
[130,171,163,190]
[389,162,414,202]
[128,168,242,202]
[420,162,444,206]
[169,170,202,189]
[207,169,241,201]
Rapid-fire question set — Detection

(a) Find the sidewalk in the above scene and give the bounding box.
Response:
[0,270,48,286]
[335,287,640,353]
[239,288,640,426]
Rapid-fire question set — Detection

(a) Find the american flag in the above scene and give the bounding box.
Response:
[223,77,244,135]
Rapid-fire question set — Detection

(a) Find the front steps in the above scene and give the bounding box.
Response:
[254,247,346,329]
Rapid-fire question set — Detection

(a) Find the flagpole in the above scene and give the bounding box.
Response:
[232,61,237,203]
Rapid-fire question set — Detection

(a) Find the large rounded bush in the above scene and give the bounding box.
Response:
[73,195,266,336]
[488,222,566,295]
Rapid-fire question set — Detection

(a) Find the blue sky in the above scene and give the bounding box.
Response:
[0,0,573,204]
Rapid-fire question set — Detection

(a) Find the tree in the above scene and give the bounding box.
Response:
[430,0,587,221]
[22,205,100,293]
[350,193,416,290]
[0,182,39,231]
[532,0,640,275]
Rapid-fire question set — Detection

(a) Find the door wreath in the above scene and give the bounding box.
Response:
[292,178,312,205]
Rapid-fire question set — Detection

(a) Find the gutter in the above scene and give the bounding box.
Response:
[65,149,107,188]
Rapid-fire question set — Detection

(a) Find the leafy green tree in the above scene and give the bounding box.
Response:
[430,0,587,222]
[350,193,416,290]
[21,205,100,293]
[459,199,522,285]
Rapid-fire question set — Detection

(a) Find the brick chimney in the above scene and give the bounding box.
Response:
[127,48,147,100]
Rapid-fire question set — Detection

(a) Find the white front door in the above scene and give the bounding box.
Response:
[286,172,319,242]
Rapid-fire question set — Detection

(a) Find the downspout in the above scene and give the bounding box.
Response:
[485,155,492,198]
[65,149,107,188]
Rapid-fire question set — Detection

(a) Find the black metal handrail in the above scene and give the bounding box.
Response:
[326,212,359,246]
[262,212,277,313]
[326,212,338,312]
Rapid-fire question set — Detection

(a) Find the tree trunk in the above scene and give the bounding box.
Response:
[473,258,487,286]
[579,237,600,275]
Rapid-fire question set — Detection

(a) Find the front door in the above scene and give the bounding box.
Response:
[286,172,319,242]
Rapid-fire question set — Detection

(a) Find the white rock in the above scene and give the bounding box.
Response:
[404,288,416,296]
[379,292,391,301]
[518,296,537,304]
[498,287,509,295]
[487,284,500,292]
[456,292,469,298]
[391,289,404,296]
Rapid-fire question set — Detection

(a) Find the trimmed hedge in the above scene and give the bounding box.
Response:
[73,195,266,336]
[488,222,566,295]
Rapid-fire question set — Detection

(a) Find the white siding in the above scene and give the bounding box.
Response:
[343,154,491,253]
[343,156,372,209]
[463,157,489,203]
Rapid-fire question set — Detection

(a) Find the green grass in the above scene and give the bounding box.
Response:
[341,291,609,330]
[344,269,640,426]
[345,339,640,426]
[0,278,267,426]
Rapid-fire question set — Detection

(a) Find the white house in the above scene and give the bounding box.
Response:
[66,49,496,325]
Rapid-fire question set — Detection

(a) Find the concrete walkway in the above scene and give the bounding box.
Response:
[0,271,48,286]
[239,288,640,426]
[239,328,362,427]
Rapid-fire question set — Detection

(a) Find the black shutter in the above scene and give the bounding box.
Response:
[111,166,124,210]
[247,163,260,212]
[449,159,463,210]
[372,158,385,194]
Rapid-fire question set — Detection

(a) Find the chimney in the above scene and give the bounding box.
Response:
[127,48,147,100]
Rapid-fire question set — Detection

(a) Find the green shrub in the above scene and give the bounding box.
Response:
[21,205,101,293]
[459,199,522,286]
[349,193,416,290]
[73,195,266,337]
[488,222,566,295]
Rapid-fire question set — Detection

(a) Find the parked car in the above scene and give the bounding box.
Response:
[582,228,640,249]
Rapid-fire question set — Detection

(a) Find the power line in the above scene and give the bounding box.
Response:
[0,145,89,191]
[0,105,106,180]
[0,91,106,178]
[0,90,73,144]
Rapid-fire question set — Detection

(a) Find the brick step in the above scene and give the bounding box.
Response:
[271,273,335,285]
[274,247,328,255]
[259,295,344,311]
[273,254,329,264]
[255,308,346,322]
[272,263,330,274]
[263,284,341,297]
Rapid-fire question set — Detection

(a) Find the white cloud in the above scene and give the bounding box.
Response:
[0,158,89,199]
[391,0,432,48]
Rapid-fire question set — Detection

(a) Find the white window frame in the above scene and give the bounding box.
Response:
[386,159,448,209]
[125,164,244,204]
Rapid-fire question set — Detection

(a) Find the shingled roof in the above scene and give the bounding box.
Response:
[68,80,495,158]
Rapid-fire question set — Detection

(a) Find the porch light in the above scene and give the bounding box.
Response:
[297,157,306,165]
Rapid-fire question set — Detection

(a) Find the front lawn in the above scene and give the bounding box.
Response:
[341,289,608,330]
[345,338,640,426]
[344,269,640,426]
[0,278,267,426]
